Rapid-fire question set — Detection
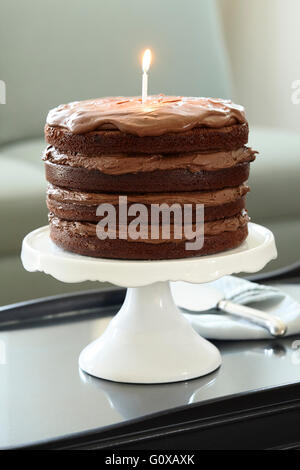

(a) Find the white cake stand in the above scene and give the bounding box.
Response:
[21,223,277,384]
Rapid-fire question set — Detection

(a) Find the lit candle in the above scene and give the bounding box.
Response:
[141,49,152,104]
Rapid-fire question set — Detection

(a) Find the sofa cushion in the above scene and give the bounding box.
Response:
[253,217,300,271]
[0,139,46,256]
[248,126,300,219]
[0,254,100,306]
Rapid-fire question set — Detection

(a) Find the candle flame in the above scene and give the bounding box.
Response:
[142,49,152,73]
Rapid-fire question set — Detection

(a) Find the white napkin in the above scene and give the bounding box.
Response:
[181,276,300,340]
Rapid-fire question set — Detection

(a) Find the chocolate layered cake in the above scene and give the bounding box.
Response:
[43,95,256,259]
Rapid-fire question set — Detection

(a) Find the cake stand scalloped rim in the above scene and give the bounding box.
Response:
[21,223,277,287]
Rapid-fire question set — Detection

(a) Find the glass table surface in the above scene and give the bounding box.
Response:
[0,279,300,448]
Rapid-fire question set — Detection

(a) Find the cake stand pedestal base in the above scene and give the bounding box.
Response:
[79,281,221,384]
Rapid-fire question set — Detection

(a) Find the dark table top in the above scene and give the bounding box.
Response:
[1,268,300,449]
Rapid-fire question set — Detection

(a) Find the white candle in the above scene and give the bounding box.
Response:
[142,71,148,103]
[141,49,152,104]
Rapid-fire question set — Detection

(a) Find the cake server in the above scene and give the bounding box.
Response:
[171,282,287,338]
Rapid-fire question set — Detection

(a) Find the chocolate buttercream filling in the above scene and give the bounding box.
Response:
[47,184,250,207]
[46,95,247,137]
[49,211,249,244]
[43,146,256,175]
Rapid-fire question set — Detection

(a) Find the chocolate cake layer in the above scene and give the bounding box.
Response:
[45,123,249,155]
[50,211,249,240]
[49,214,249,260]
[47,184,249,223]
[45,161,250,193]
[48,197,245,224]
[43,146,256,175]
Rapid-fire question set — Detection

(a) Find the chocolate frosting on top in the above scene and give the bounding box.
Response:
[46,95,247,137]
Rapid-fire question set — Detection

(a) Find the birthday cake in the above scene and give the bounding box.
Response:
[43,95,256,259]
